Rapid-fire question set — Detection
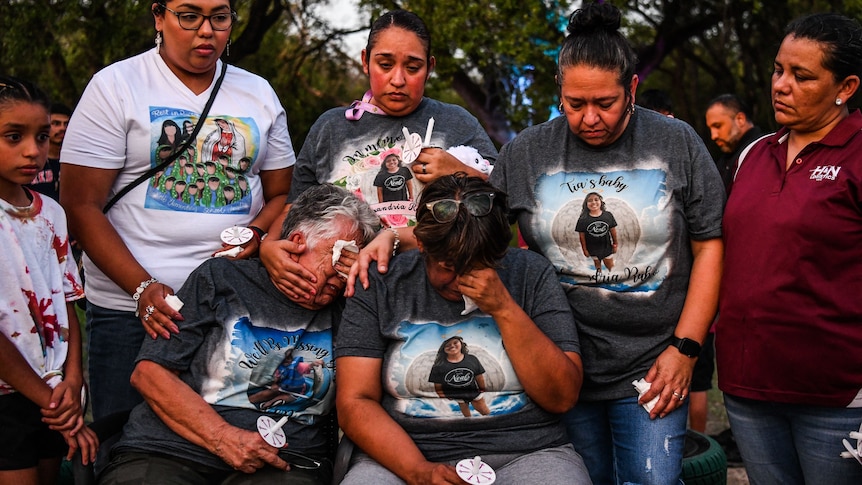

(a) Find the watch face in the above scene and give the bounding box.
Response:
[676,338,701,357]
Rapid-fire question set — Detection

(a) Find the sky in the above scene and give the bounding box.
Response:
[317,0,367,57]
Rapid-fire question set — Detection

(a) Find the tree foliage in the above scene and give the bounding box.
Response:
[624,0,862,136]
[360,0,573,143]
[3,0,862,149]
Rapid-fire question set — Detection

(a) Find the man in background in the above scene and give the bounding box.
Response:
[27,103,72,200]
[705,94,762,193]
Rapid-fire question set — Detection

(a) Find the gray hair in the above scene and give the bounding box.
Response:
[280,184,380,247]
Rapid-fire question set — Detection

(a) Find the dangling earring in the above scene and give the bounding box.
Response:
[836,98,843,106]
[628,103,636,115]
[558,101,564,112]
[226,39,231,57]
[155,31,163,52]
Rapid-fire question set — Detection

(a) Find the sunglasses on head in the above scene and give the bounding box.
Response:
[425,192,495,223]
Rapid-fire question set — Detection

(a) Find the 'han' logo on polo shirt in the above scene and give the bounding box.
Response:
[809,165,841,181]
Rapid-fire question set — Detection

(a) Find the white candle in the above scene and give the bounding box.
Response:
[271,416,289,433]
[402,126,411,144]
[471,456,482,474]
[423,117,435,146]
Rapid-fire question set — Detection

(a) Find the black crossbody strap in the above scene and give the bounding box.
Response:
[103,61,229,213]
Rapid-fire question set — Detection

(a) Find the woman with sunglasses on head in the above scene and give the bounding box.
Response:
[59,0,295,421]
[490,3,724,484]
[259,9,497,303]
[335,174,591,485]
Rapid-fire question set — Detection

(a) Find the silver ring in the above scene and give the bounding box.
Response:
[145,305,155,315]
[673,391,685,401]
[422,163,427,174]
[143,314,150,321]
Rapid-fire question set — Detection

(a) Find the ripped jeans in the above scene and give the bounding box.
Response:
[563,396,686,485]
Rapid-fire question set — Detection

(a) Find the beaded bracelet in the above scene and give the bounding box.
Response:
[132,277,158,316]
[387,227,400,256]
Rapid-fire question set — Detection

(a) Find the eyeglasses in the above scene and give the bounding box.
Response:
[425,193,495,223]
[161,5,237,31]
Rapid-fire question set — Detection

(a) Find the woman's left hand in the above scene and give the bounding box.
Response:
[411,147,452,184]
[640,346,696,419]
[211,239,258,259]
[345,229,398,297]
[411,147,489,183]
[457,267,511,314]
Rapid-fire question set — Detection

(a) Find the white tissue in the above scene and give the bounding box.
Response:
[332,240,359,278]
[461,295,479,315]
[214,246,242,258]
[165,294,184,312]
[632,378,660,413]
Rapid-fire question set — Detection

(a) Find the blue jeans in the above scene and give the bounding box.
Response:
[563,396,686,485]
[724,394,862,485]
[86,303,147,420]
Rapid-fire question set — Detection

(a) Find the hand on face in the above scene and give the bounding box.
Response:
[456,267,511,315]
[289,228,363,309]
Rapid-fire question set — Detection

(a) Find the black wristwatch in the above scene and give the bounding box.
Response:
[669,336,702,358]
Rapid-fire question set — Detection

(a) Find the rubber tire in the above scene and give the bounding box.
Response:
[682,429,727,485]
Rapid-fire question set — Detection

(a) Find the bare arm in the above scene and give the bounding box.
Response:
[42,302,85,431]
[345,226,419,297]
[336,356,464,484]
[59,164,180,339]
[258,200,320,300]
[641,237,723,418]
[0,333,53,408]
[131,360,288,473]
[578,232,589,257]
[459,268,582,413]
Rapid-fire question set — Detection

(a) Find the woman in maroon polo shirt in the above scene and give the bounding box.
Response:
[717,12,862,485]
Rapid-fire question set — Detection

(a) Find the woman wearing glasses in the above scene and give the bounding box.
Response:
[335,174,591,484]
[59,0,295,420]
[490,4,724,484]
